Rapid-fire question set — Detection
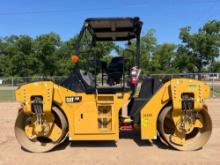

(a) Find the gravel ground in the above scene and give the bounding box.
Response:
[0,99,219,165]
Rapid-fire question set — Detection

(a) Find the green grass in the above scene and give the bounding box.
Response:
[0,90,16,102]
[213,86,220,97]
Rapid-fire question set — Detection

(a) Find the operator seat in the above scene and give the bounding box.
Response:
[106,57,124,85]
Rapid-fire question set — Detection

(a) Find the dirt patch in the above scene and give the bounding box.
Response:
[0,100,219,165]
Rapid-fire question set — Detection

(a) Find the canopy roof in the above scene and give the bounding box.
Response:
[85,17,143,41]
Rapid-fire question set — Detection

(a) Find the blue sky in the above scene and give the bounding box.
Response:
[0,0,219,44]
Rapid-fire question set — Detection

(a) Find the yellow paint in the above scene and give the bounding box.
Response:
[170,130,185,145]
[141,78,210,140]
[16,81,130,141]
[47,123,62,142]
[24,113,62,142]
[16,78,210,142]
[16,82,53,113]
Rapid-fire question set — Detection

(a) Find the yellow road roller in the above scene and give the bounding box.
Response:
[15,17,212,152]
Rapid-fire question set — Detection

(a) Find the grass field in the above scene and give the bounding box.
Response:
[0,89,16,101]
[214,87,220,97]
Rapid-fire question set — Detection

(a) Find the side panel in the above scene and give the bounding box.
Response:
[170,79,210,111]
[140,82,171,139]
[140,78,210,140]
[74,102,99,134]
[52,85,130,141]
[16,81,54,113]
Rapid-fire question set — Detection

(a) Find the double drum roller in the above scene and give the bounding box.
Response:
[14,17,212,152]
[15,104,212,152]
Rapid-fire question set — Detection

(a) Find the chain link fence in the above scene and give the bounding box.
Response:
[0,76,67,102]
[150,73,220,98]
[0,73,219,102]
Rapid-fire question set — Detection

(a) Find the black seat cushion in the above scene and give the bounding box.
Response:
[107,57,124,85]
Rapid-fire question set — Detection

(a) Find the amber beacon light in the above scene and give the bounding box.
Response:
[71,54,80,64]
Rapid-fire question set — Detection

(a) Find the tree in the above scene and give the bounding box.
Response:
[127,29,157,74]
[178,20,220,72]
[34,33,61,76]
[175,45,197,73]
[0,35,38,77]
[0,38,5,76]
[210,61,220,72]
[75,30,117,72]
[0,20,219,77]
[0,55,3,76]
[54,36,78,75]
[151,43,177,73]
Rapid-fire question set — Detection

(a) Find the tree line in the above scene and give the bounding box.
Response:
[0,20,219,77]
